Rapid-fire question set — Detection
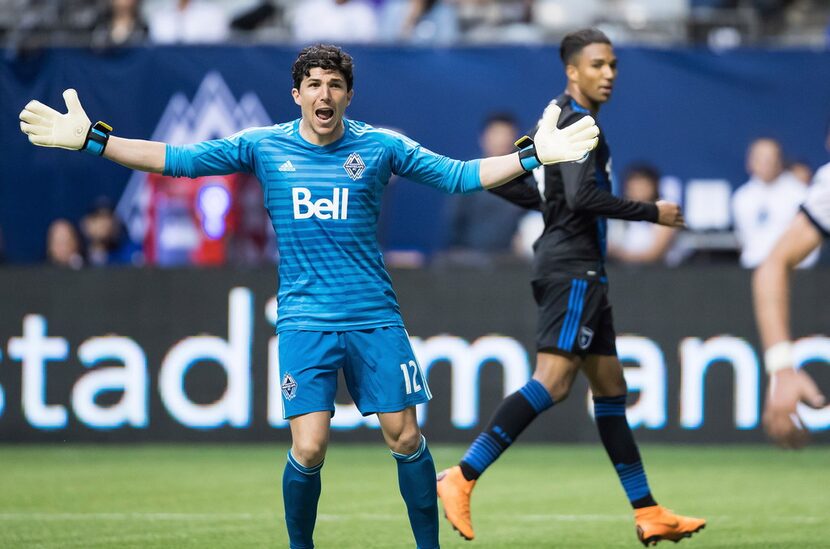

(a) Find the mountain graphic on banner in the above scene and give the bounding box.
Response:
[116,72,272,242]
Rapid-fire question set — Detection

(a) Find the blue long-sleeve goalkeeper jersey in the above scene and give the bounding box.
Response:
[165,118,482,332]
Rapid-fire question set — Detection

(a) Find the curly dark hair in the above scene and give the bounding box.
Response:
[291,44,354,91]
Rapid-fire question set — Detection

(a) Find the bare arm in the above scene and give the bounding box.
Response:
[753,212,825,448]
[103,136,167,173]
[752,212,822,350]
[478,153,528,189]
[401,0,427,36]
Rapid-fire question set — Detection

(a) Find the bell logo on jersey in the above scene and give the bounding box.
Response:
[292,187,349,220]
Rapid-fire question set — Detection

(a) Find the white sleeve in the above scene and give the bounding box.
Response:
[802,164,830,237]
[731,184,753,245]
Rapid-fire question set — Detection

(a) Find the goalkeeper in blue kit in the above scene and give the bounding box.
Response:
[19,44,599,548]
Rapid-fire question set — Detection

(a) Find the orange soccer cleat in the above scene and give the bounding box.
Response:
[436,466,476,541]
[634,505,706,546]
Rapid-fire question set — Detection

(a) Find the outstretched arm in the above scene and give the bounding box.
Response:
[390,102,598,195]
[20,89,255,177]
[559,154,682,226]
[478,102,599,189]
[752,212,826,448]
[103,137,166,173]
[20,89,167,173]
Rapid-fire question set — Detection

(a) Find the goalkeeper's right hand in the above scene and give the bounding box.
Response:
[19,89,92,151]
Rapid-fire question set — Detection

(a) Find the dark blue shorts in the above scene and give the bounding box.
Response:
[531,273,617,357]
[278,327,431,419]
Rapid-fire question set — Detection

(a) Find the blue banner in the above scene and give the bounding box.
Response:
[2,45,830,262]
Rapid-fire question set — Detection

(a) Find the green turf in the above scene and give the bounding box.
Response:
[0,444,828,548]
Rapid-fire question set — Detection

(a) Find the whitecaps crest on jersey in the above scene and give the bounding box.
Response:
[116,72,273,242]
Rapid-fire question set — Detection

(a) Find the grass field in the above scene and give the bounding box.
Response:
[1,444,828,548]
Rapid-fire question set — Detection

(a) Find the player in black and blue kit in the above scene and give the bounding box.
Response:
[19,45,599,548]
[437,29,706,547]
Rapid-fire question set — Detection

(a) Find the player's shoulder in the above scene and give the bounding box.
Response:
[807,163,830,203]
[557,93,593,126]
[346,119,417,148]
[227,122,294,144]
[812,162,830,188]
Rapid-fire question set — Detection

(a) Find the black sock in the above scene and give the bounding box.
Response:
[593,395,657,509]
[459,379,554,481]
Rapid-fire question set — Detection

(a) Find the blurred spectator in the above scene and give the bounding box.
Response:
[512,209,543,260]
[80,197,142,266]
[732,138,818,268]
[437,113,526,266]
[456,0,535,43]
[377,0,460,44]
[46,219,84,269]
[148,0,229,44]
[91,0,148,49]
[229,1,281,34]
[788,160,813,186]
[607,164,676,265]
[292,0,378,44]
[5,0,99,52]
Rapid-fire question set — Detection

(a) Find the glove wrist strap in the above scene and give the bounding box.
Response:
[518,145,542,171]
[82,121,113,156]
[515,135,541,172]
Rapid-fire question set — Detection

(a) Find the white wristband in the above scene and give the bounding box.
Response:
[765,341,794,374]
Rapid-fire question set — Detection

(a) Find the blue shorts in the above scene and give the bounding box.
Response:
[278,327,432,419]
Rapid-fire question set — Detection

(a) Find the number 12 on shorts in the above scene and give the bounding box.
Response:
[400,360,422,394]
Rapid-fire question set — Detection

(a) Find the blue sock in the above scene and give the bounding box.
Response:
[391,435,439,549]
[593,395,657,509]
[460,379,554,480]
[283,451,323,549]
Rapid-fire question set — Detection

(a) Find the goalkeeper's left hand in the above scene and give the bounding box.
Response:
[19,89,91,150]
[533,101,599,164]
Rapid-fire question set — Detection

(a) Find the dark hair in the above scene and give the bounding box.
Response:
[292,44,354,91]
[623,163,660,201]
[481,112,518,132]
[559,28,612,66]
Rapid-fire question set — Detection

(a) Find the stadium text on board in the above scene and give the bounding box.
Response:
[1,287,828,433]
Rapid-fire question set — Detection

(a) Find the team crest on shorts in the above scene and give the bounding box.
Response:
[281,373,298,400]
[578,326,594,350]
[343,152,365,180]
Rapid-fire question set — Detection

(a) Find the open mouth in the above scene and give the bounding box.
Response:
[315,107,335,122]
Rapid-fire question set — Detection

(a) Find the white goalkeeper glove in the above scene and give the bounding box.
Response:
[19,89,112,155]
[517,101,599,170]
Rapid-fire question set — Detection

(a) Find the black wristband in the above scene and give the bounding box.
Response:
[82,121,113,156]
[518,145,542,171]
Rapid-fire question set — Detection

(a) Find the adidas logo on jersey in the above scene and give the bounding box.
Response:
[279,160,296,172]
[293,187,349,220]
